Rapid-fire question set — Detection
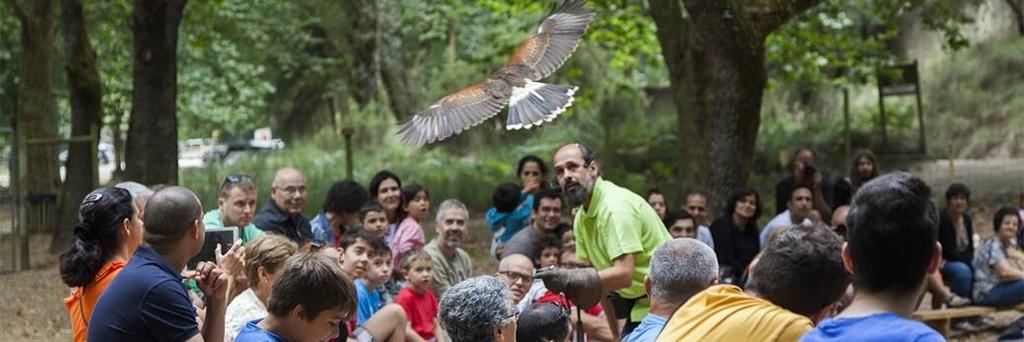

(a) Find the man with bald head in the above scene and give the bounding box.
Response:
[538,142,670,338]
[253,167,313,244]
[501,252,615,341]
[497,254,536,307]
[89,186,229,341]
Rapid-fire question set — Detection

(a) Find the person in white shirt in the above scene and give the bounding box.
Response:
[760,183,814,248]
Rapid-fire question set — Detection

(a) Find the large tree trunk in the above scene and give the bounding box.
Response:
[380,40,416,122]
[53,0,102,252]
[1007,0,1024,35]
[6,0,62,234]
[340,0,379,107]
[124,0,186,186]
[649,0,821,214]
[271,24,331,141]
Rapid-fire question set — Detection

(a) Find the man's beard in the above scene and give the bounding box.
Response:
[565,183,588,208]
[444,236,462,249]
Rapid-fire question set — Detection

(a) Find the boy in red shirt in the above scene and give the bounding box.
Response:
[395,249,441,341]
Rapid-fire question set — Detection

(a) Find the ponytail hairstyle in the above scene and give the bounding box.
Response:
[59,187,135,287]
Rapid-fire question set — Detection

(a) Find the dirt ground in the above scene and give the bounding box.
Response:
[0,235,72,341]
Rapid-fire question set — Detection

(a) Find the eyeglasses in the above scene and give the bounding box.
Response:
[82,193,104,205]
[277,186,307,195]
[224,174,252,183]
[221,174,252,190]
[497,270,533,284]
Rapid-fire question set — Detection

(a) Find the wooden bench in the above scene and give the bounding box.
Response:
[912,304,1024,337]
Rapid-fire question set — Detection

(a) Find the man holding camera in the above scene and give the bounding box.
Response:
[775,147,832,221]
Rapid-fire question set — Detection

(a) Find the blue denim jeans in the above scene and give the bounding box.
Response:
[979,280,1024,307]
[941,261,974,298]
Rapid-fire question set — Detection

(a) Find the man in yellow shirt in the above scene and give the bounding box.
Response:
[658,225,849,341]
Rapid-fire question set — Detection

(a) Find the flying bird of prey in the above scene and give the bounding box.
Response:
[397,0,596,147]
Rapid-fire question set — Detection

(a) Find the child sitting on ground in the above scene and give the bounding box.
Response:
[357,244,394,326]
[395,250,441,341]
[359,203,390,239]
[391,184,430,271]
[530,239,611,341]
[338,230,413,342]
[535,235,562,269]
[234,252,356,342]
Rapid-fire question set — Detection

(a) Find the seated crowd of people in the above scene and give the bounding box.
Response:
[56,147,1024,341]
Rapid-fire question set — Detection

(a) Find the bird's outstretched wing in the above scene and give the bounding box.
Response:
[397,82,510,147]
[397,0,594,147]
[506,0,596,80]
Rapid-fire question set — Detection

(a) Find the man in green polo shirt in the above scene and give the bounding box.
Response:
[203,174,264,244]
[538,142,670,339]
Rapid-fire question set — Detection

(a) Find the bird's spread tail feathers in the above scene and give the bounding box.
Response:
[506,81,577,130]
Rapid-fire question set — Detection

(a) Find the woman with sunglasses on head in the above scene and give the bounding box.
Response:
[60,187,144,342]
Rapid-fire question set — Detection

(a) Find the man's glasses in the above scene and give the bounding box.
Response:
[497,270,533,284]
[277,186,307,195]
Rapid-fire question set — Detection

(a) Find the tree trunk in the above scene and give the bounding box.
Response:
[340,0,378,107]
[380,41,416,122]
[53,0,102,252]
[124,0,186,186]
[1007,0,1024,36]
[111,106,125,177]
[7,0,62,233]
[649,0,821,214]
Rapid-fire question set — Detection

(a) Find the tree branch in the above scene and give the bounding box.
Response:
[3,0,25,21]
[746,0,824,36]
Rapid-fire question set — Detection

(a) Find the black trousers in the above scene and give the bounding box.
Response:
[609,292,645,336]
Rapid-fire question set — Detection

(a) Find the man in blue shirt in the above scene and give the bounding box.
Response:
[801,173,945,342]
[89,186,229,342]
[623,238,718,342]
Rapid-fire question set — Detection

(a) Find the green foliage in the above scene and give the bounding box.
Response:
[766,0,977,90]
[925,38,1024,158]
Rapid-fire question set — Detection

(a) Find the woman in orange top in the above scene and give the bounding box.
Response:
[59,187,143,342]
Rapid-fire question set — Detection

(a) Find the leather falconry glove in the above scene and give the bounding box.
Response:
[534,266,603,308]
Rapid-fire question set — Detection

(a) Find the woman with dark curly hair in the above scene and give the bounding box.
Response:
[709,188,762,284]
[60,187,143,342]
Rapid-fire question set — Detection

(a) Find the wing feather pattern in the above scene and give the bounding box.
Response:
[397,1,593,147]
[397,82,510,147]
[506,0,595,80]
